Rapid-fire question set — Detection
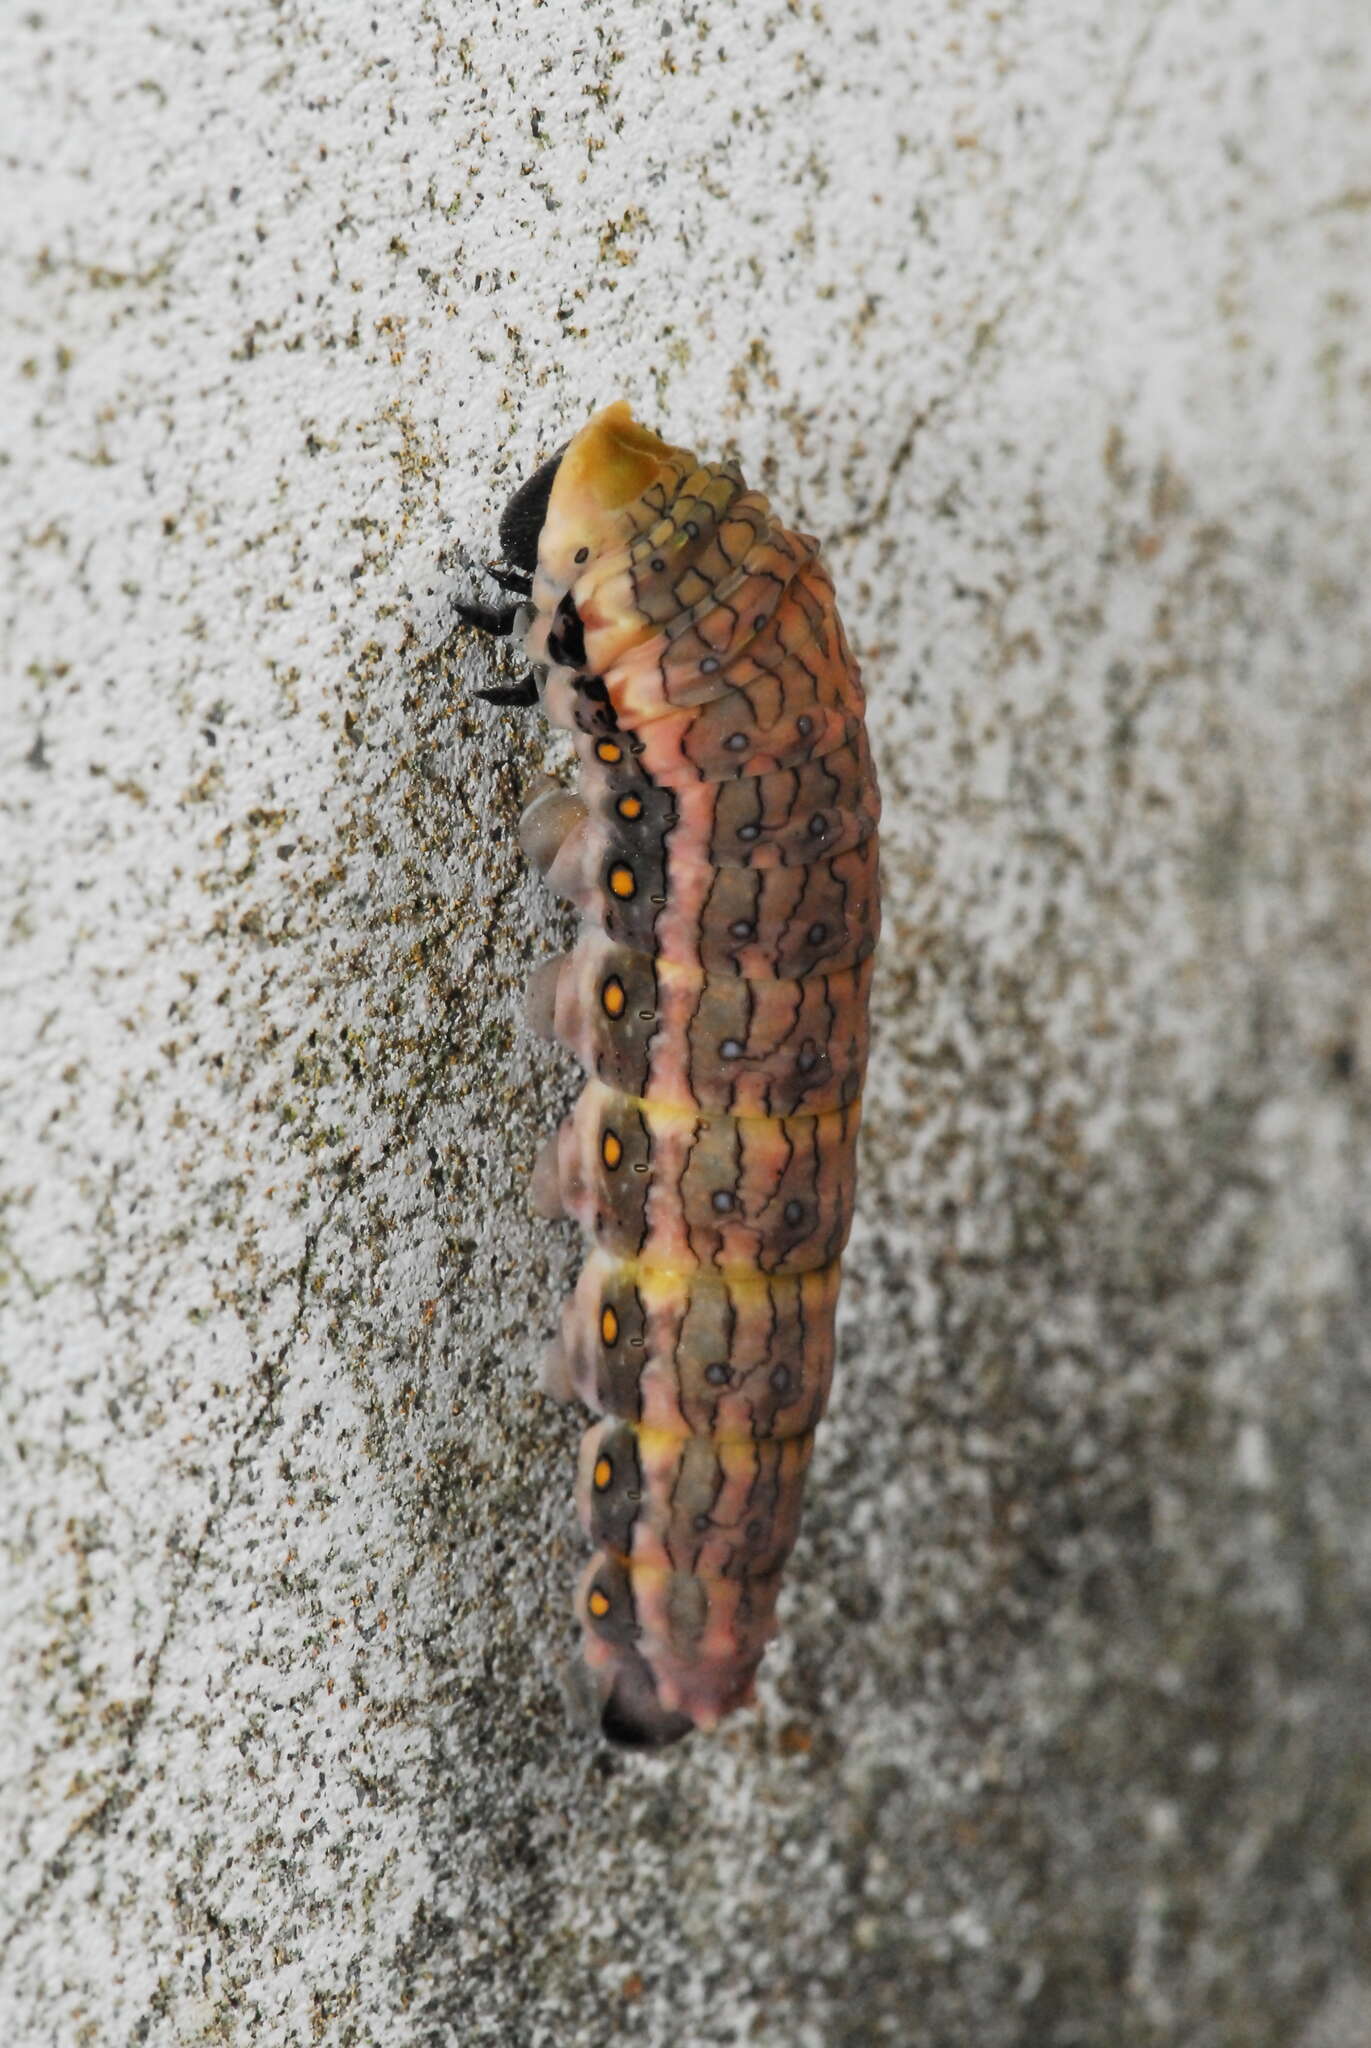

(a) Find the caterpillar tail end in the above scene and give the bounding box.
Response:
[597,1655,695,1751]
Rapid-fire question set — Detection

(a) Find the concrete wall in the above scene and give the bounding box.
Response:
[3,2,1369,2042]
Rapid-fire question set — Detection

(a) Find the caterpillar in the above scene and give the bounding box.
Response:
[455,403,880,1747]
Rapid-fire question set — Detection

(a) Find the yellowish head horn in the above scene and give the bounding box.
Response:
[559,401,678,510]
[536,403,693,587]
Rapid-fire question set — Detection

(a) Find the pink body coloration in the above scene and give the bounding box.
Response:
[500,404,879,1745]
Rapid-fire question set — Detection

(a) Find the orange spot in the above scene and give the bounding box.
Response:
[601,977,626,1017]
[588,1588,611,1618]
[617,794,643,820]
[608,863,636,900]
[600,1305,619,1345]
[602,1130,623,1169]
[596,739,623,763]
[593,1456,613,1489]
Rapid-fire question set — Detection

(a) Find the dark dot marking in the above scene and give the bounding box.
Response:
[753,614,767,631]
[808,814,828,837]
[549,592,586,669]
[797,1041,819,1072]
[704,1362,731,1386]
[796,715,813,737]
[684,521,700,538]
[725,733,748,752]
[769,1365,792,1395]
[730,920,754,940]
[711,1190,735,1213]
[693,1512,714,1532]
[737,820,760,839]
[720,1038,744,1059]
[574,546,590,563]
[701,656,720,674]
[783,1201,805,1225]
[650,556,666,572]
[807,922,828,945]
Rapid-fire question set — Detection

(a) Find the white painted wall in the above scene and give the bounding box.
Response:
[4,3,1370,2043]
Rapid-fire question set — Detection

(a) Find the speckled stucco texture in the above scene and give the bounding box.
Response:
[3,3,1370,2044]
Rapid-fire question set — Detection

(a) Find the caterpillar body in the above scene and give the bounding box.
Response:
[458,405,880,1747]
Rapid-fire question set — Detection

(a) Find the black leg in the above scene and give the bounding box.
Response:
[451,597,521,637]
[476,676,541,709]
[485,562,533,597]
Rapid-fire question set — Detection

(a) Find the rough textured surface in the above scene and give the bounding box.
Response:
[2,3,1369,2043]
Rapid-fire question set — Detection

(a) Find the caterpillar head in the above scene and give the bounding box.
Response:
[498,449,567,576]
[499,401,687,588]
